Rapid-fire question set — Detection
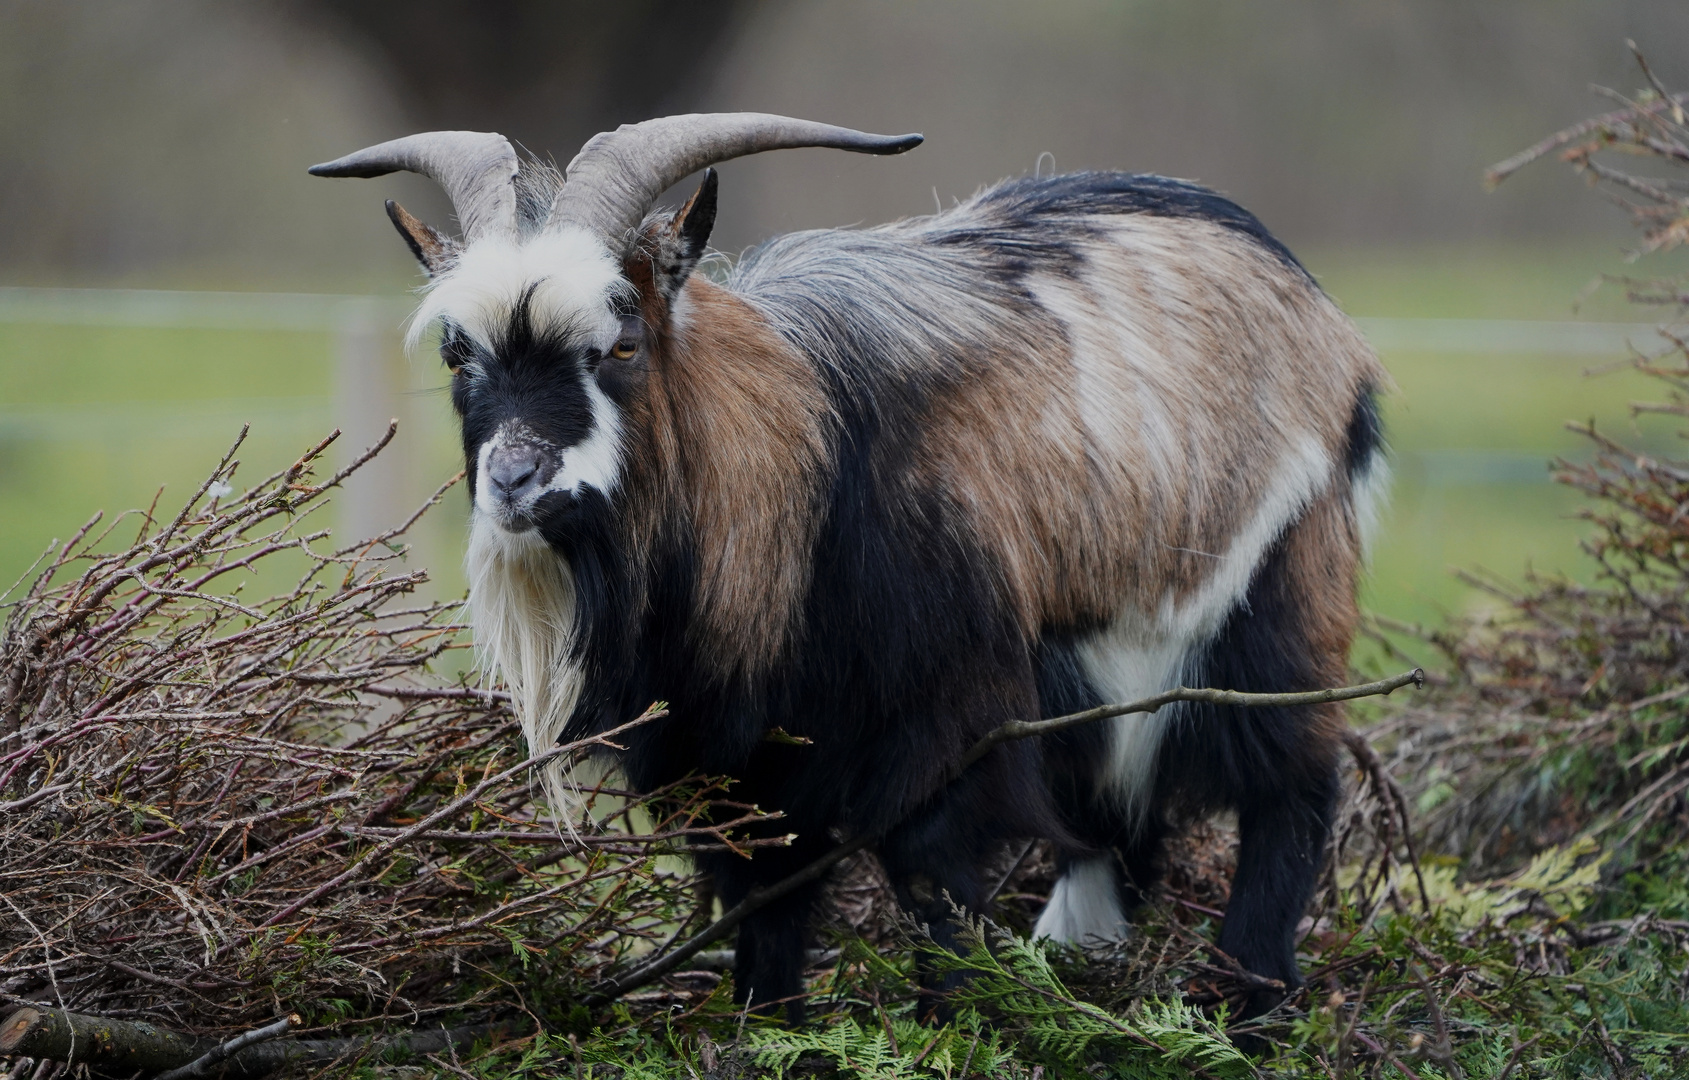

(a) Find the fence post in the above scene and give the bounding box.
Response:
[333,297,408,549]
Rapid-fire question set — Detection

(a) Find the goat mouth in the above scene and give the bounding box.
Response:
[487,506,541,534]
[488,489,584,535]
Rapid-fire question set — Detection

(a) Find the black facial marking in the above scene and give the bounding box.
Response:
[448,295,601,516]
[439,325,474,371]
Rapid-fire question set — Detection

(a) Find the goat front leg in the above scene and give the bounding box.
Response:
[700,834,832,1025]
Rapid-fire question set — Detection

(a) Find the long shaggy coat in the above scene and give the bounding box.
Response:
[439,168,1384,1020]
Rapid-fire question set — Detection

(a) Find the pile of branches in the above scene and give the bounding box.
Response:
[0,426,780,1049]
[1365,44,1689,872]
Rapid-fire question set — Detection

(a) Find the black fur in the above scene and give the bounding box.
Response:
[1344,385,1385,481]
[974,171,1312,280]
[1165,528,1343,1017]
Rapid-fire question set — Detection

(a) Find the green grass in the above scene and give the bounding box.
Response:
[1,246,1674,635]
[1307,241,1686,322]
[0,323,331,594]
[1355,345,1670,632]
[0,319,470,602]
[1306,244,1682,635]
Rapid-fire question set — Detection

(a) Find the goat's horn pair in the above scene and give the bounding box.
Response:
[309,113,922,249]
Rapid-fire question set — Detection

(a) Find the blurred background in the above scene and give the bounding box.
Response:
[3,0,1688,647]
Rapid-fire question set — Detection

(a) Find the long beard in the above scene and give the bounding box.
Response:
[465,515,586,826]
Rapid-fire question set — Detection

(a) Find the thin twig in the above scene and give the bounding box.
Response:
[960,669,1424,770]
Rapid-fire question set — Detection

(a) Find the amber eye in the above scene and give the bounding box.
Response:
[609,339,638,360]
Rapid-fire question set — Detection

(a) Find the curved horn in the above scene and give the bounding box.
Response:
[309,131,519,243]
[551,112,922,245]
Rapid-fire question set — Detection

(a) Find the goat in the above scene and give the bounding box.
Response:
[311,113,1388,1023]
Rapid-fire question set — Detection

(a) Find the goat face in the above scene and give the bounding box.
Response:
[397,174,717,543]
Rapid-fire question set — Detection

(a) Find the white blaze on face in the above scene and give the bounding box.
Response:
[472,384,626,528]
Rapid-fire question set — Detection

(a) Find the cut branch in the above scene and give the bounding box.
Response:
[154,1015,298,1080]
[1,1006,207,1075]
[0,1007,525,1077]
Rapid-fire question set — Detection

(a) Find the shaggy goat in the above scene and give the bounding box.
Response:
[311,114,1387,1021]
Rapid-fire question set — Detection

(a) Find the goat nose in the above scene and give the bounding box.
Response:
[486,445,544,500]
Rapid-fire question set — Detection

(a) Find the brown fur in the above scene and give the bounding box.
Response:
[907,216,1384,644]
[611,209,1382,695]
[619,257,831,683]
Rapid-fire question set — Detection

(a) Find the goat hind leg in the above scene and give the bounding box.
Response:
[1216,763,1339,1019]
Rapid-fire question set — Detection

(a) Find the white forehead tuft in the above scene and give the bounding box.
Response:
[407,226,627,352]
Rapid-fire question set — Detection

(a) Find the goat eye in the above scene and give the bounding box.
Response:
[609,339,638,360]
[439,333,472,371]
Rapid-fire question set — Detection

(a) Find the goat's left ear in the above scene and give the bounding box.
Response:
[385,199,460,277]
[653,168,717,302]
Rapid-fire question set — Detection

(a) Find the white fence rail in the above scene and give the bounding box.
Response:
[0,287,419,544]
[0,287,1674,495]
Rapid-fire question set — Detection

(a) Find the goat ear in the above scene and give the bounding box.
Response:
[655,168,717,301]
[385,199,458,277]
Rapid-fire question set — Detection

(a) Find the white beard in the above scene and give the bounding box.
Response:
[465,515,585,826]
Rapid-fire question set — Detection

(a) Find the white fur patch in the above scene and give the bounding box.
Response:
[1158,433,1331,646]
[1074,631,1186,824]
[1024,268,1179,500]
[408,226,626,352]
[1033,856,1128,945]
[1351,449,1391,564]
[542,381,624,497]
[1079,433,1334,820]
[465,516,584,825]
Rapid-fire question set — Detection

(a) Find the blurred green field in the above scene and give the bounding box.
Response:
[2,247,1682,659]
[1313,245,1683,644]
[0,315,470,603]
